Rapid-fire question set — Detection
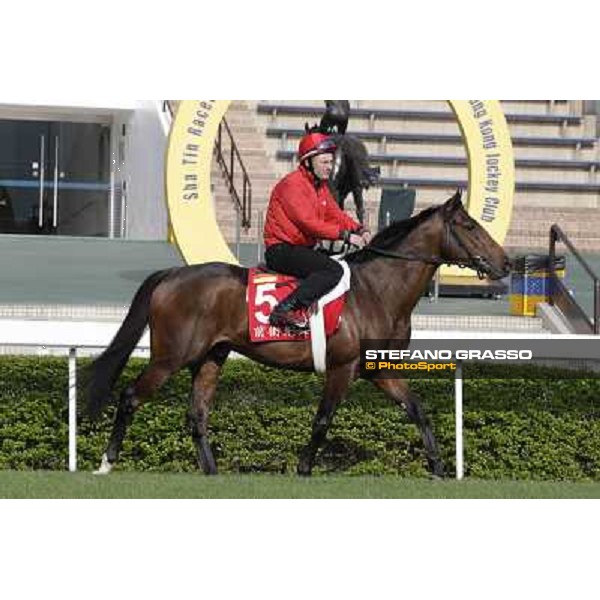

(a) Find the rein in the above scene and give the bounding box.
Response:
[361,219,491,279]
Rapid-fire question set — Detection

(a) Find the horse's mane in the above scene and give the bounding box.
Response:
[346,204,439,264]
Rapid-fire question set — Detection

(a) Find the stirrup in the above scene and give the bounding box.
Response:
[269,307,310,332]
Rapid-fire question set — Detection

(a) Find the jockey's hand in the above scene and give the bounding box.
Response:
[360,230,373,245]
[348,233,366,248]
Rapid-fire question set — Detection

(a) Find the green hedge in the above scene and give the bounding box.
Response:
[1,357,600,480]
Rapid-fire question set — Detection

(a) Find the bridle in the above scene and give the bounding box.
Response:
[360,214,495,280]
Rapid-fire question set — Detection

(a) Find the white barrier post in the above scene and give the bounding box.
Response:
[68,347,77,473]
[455,360,464,480]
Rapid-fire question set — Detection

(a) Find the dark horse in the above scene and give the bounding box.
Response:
[86,191,510,476]
[311,100,380,225]
[330,135,380,224]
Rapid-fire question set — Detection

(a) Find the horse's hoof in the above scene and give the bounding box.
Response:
[297,462,312,477]
[93,454,113,476]
[198,459,218,476]
[430,467,445,481]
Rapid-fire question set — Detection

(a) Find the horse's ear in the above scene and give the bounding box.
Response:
[443,189,463,215]
[451,188,463,205]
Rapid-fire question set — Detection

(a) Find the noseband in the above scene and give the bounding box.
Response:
[362,215,492,279]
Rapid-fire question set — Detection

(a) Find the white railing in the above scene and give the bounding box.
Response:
[413,330,600,479]
[1,321,597,479]
[0,319,149,473]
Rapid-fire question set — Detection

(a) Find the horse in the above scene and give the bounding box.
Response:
[330,135,380,225]
[85,190,511,477]
[308,100,381,225]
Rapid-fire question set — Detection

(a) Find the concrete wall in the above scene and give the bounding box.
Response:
[122,101,168,241]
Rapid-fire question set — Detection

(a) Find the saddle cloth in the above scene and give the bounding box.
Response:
[247,266,349,343]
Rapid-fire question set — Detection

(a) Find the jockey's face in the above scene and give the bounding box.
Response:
[310,152,334,181]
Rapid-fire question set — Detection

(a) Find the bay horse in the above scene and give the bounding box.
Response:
[86,191,511,477]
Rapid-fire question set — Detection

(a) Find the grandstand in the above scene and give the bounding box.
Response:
[212,100,600,251]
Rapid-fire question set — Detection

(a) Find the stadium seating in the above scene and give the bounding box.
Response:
[211,100,600,250]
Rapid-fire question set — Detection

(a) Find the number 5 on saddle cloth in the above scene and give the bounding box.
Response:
[247,260,352,372]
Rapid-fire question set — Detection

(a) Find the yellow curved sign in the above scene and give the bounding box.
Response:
[165,100,236,265]
[443,100,515,278]
[166,100,514,271]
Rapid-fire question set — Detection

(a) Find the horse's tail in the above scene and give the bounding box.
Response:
[83,269,173,420]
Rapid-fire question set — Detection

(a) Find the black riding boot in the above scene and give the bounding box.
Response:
[269,293,311,332]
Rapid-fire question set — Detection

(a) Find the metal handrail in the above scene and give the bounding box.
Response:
[163,100,176,119]
[549,224,600,334]
[214,117,252,229]
[162,101,252,230]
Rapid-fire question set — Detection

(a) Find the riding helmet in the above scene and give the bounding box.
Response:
[298,132,337,163]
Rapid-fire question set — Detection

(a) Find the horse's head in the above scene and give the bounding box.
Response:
[321,100,350,134]
[439,190,511,280]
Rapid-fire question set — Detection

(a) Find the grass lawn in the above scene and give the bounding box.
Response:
[2,471,600,498]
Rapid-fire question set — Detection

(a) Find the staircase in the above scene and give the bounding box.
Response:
[506,206,600,250]
[211,101,280,244]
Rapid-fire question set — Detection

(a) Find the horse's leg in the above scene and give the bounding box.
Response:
[297,364,353,476]
[373,378,444,477]
[188,346,230,475]
[95,360,175,475]
[352,187,365,225]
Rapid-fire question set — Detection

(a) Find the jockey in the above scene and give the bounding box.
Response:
[264,131,372,331]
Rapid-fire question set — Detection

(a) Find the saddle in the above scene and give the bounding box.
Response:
[247,265,349,343]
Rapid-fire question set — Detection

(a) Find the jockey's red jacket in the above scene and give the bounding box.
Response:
[263,165,361,248]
